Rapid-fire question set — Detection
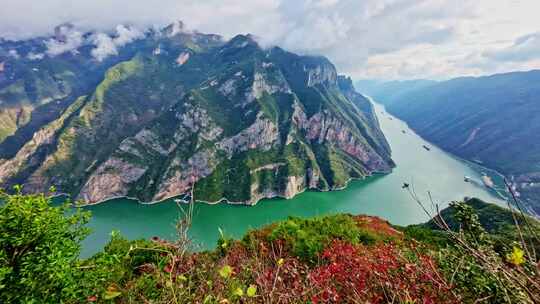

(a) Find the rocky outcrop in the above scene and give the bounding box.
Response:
[251,68,291,99]
[306,61,337,87]
[248,174,309,205]
[149,114,279,203]
[217,114,279,157]
[153,149,218,202]
[133,129,172,156]
[291,100,391,173]
[305,111,389,171]
[78,158,147,203]
[250,162,286,174]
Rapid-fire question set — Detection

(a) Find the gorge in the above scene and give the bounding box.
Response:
[80,102,505,257]
[357,71,540,214]
[0,23,510,257]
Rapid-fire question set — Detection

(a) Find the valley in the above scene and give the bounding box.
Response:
[357,72,540,214]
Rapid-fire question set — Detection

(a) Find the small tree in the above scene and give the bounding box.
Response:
[0,187,90,303]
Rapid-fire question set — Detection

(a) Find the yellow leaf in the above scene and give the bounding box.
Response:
[506,246,525,266]
[219,265,233,278]
[233,287,244,297]
[247,284,257,297]
[277,258,284,266]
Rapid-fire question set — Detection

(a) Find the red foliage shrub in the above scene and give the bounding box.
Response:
[255,257,310,301]
[309,241,458,303]
[353,215,403,238]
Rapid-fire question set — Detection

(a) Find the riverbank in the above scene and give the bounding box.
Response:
[72,171,388,208]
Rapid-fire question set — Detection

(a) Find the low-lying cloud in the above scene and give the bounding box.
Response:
[44,24,84,56]
[91,25,143,61]
[1,0,539,79]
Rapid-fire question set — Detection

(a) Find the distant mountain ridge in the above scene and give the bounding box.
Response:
[355,79,437,105]
[0,22,394,205]
[357,71,540,213]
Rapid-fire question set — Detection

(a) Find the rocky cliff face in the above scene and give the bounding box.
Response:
[0,23,394,205]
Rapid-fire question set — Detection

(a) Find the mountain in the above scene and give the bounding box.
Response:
[355,79,437,105]
[360,71,540,213]
[0,23,394,205]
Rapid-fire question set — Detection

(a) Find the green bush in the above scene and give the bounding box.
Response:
[76,232,166,302]
[0,188,90,303]
[402,225,450,248]
[437,247,511,303]
[428,201,537,303]
[268,214,378,262]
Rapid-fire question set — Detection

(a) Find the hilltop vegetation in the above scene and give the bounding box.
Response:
[356,71,540,213]
[1,191,539,303]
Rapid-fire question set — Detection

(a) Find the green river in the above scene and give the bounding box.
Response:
[80,102,506,257]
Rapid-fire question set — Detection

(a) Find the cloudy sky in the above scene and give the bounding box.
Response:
[1,0,539,80]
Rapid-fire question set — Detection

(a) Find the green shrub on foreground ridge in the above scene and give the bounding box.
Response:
[0,188,90,303]
[268,214,380,262]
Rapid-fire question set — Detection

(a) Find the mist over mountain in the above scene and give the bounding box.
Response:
[355,79,437,103]
[2,1,540,80]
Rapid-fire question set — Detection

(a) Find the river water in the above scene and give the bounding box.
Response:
[80,102,505,257]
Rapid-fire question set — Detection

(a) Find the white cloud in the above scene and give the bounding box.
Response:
[484,32,540,63]
[44,24,84,56]
[113,25,143,46]
[8,49,19,59]
[0,0,539,79]
[27,52,45,60]
[91,25,143,61]
[91,33,116,61]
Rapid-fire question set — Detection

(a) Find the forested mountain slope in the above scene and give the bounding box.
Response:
[0,23,393,205]
[357,71,540,213]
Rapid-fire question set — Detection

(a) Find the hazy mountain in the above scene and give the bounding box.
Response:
[0,23,394,205]
[355,79,437,104]
[361,71,540,213]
